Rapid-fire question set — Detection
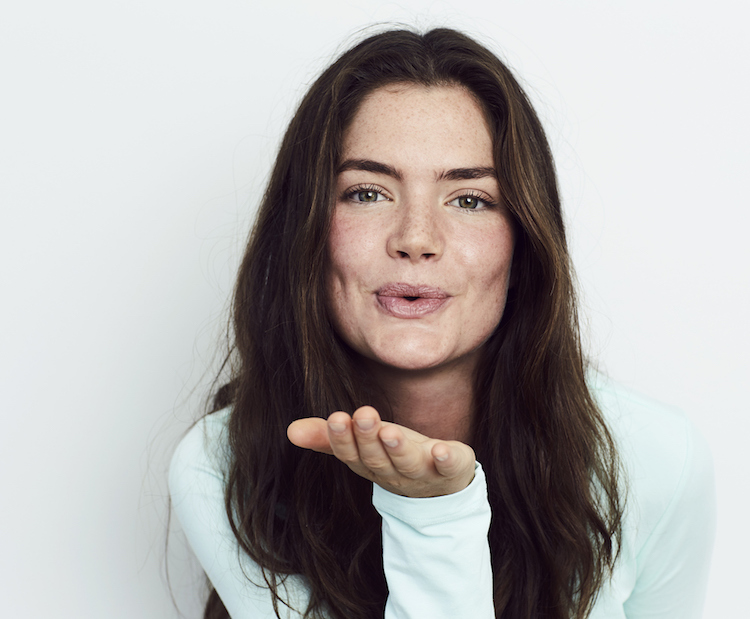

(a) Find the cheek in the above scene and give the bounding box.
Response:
[465,225,515,323]
[462,221,514,285]
[327,211,386,289]
[325,214,379,330]
[324,245,352,343]
[327,216,362,291]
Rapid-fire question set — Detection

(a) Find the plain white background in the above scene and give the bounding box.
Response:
[1,1,747,616]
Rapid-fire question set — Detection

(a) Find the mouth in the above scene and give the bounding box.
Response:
[377,283,448,299]
[376,283,450,318]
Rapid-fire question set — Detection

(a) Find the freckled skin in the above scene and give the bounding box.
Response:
[289,84,511,490]
[326,84,515,377]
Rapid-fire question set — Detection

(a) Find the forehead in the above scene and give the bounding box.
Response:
[341,84,494,166]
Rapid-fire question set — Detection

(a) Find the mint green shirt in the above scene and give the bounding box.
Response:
[169,375,715,618]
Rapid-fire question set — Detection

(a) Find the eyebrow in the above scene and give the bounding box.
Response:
[437,167,497,181]
[337,159,497,183]
[337,159,403,181]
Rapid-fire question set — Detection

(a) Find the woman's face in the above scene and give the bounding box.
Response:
[326,83,515,375]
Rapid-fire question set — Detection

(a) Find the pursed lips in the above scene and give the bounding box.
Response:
[375,283,450,318]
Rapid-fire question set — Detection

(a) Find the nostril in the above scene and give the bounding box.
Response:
[398,251,409,258]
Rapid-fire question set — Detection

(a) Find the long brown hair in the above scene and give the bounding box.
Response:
[204,28,623,619]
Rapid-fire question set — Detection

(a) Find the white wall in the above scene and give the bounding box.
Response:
[1,1,747,616]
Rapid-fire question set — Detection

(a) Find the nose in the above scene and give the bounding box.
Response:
[386,199,444,262]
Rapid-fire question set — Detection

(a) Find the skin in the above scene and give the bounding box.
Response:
[287,84,515,497]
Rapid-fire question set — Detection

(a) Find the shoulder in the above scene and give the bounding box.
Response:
[168,409,316,616]
[588,371,715,555]
[588,371,713,492]
[169,407,232,500]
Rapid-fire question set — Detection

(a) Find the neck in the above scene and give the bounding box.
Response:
[366,358,477,445]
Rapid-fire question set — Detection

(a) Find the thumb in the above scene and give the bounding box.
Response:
[432,441,476,483]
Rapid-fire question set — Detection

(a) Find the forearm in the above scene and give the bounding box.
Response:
[373,462,494,619]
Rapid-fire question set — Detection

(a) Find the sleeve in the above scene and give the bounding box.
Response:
[168,416,311,619]
[170,414,494,619]
[623,417,716,619]
[373,462,494,619]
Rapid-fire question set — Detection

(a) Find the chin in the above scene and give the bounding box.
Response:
[365,339,466,373]
[376,355,446,372]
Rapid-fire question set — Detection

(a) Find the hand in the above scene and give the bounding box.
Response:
[287,406,476,498]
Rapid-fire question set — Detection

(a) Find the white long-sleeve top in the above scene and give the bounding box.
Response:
[168,375,715,618]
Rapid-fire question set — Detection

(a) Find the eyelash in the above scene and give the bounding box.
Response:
[448,190,497,211]
[342,185,497,211]
[342,184,390,203]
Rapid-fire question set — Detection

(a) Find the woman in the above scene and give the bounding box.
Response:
[169,28,715,619]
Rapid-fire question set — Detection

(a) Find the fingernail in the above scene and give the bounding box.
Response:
[355,418,375,431]
[328,422,346,433]
[434,452,448,462]
[382,438,398,448]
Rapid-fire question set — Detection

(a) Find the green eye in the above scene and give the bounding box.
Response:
[357,190,380,202]
[456,196,482,209]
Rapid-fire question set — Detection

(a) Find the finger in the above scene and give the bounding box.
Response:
[351,406,397,475]
[378,424,429,479]
[287,418,333,454]
[326,412,366,471]
[431,441,475,483]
